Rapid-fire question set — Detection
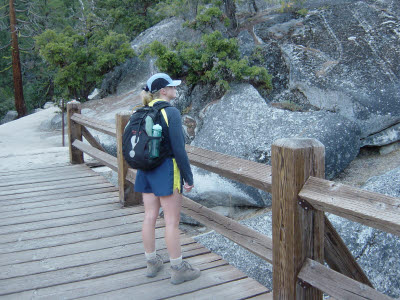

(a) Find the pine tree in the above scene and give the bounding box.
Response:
[9,0,26,118]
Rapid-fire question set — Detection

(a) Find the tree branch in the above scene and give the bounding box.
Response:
[0,42,11,50]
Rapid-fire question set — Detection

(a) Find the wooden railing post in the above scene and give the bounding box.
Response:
[271,138,325,299]
[116,112,141,207]
[67,101,84,164]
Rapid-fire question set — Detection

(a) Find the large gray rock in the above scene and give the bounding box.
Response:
[328,167,400,299]
[361,123,400,147]
[189,166,270,208]
[100,56,153,98]
[254,0,400,145]
[0,111,18,125]
[131,17,202,54]
[193,83,361,179]
[39,113,65,131]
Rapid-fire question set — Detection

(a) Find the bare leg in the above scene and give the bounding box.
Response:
[160,189,182,259]
[142,193,161,253]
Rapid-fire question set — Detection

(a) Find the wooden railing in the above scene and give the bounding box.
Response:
[67,101,399,300]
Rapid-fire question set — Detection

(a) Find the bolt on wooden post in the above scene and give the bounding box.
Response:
[67,101,84,164]
[271,138,325,299]
[116,112,141,207]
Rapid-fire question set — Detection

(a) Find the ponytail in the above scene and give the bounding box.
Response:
[140,90,162,106]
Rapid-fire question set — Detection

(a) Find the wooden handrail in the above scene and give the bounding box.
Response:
[72,140,118,172]
[299,176,400,237]
[185,145,272,193]
[181,196,273,263]
[297,258,391,300]
[71,113,116,137]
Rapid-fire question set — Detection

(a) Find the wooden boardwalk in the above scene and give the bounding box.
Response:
[0,163,270,299]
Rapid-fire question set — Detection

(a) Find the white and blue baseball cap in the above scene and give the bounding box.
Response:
[144,73,181,93]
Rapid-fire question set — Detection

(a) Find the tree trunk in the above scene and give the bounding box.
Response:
[9,0,26,118]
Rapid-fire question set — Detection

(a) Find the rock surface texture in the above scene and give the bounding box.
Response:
[193,84,361,179]
[253,0,400,145]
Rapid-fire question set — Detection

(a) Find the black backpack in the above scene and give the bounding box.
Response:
[122,101,171,171]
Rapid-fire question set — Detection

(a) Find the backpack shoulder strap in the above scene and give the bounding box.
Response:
[148,100,171,127]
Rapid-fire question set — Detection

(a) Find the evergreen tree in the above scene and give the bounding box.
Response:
[36,26,135,101]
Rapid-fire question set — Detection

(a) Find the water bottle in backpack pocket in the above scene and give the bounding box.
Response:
[150,124,162,158]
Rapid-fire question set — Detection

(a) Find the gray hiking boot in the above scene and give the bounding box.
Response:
[146,254,163,278]
[170,261,201,285]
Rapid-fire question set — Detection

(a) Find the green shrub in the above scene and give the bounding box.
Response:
[296,8,308,16]
[141,31,272,93]
[184,6,229,31]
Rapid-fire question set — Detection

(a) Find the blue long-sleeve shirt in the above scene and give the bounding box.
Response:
[157,102,194,186]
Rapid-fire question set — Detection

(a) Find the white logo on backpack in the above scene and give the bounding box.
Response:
[129,136,139,158]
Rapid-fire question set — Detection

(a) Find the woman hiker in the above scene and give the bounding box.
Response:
[136,73,200,284]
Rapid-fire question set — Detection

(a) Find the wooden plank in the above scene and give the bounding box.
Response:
[82,125,106,152]
[298,259,392,300]
[0,183,116,203]
[71,113,116,137]
[0,226,167,266]
[0,169,95,186]
[324,216,373,287]
[248,293,274,299]
[0,236,196,280]
[6,253,225,300]
[0,192,119,215]
[171,277,270,299]
[0,214,154,252]
[0,164,92,179]
[0,208,142,235]
[271,138,325,299]
[0,175,107,196]
[67,101,84,164]
[0,243,210,296]
[181,196,273,263]
[73,140,118,171]
[0,202,124,227]
[186,145,272,193]
[80,265,247,300]
[0,163,70,175]
[299,176,400,237]
[0,163,88,178]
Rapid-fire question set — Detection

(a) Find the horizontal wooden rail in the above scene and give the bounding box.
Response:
[181,196,273,264]
[186,145,272,193]
[298,258,391,300]
[72,140,118,172]
[299,176,400,237]
[71,114,116,137]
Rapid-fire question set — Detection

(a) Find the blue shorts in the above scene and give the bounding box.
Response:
[134,158,182,197]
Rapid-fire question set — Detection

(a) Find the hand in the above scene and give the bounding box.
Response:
[183,182,194,193]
